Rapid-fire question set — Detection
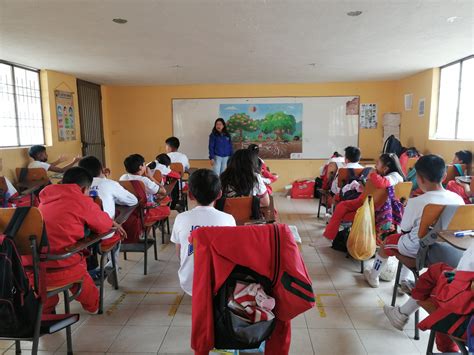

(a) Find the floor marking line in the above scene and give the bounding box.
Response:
[315,293,337,318]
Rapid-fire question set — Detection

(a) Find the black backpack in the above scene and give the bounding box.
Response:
[341,167,372,201]
[382,135,403,157]
[213,265,276,350]
[0,207,41,338]
[331,229,350,253]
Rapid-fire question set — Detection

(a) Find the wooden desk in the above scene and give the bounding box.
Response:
[239,196,276,225]
[437,230,473,251]
[115,204,137,224]
[164,179,178,195]
[47,230,116,260]
[16,179,50,192]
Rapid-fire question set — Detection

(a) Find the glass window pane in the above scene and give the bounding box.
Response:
[0,63,19,147]
[457,58,474,140]
[436,63,460,139]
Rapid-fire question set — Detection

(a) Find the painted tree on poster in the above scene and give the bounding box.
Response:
[226,113,258,141]
[260,111,296,140]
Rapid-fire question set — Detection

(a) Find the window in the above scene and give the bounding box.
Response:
[0,61,44,147]
[435,55,474,140]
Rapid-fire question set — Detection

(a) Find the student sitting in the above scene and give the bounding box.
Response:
[28,145,80,173]
[119,154,170,223]
[398,146,421,175]
[383,242,473,353]
[330,146,364,195]
[364,155,465,288]
[165,136,190,172]
[323,153,405,240]
[147,153,181,182]
[35,167,118,314]
[446,150,472,203]
[248,144,278,194]
[319,151,345,176]
[220,149,270,207]
[171,169,236,295]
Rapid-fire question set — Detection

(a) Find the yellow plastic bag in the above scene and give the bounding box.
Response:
[347,196,376,261]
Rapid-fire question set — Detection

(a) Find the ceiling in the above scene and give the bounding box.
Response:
[1,0,473,85]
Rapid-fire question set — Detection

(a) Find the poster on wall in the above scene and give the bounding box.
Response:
[360,103,377,129]
[55,90,76,141]
[218,103,303,159]
[418,98,425,117]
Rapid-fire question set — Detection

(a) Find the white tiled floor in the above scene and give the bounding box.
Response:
[2,194,438,354]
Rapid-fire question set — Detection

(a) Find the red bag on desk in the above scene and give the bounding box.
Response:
[291,180,315,199]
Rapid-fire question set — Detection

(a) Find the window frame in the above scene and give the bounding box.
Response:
[0,59,45,148]
[435,54,474,141]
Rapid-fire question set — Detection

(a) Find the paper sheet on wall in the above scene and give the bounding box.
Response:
[360,103,377,129]
[55,90,76,141]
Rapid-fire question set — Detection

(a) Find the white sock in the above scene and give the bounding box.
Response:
[371,254,388,278]
[399,298,419,316]
[399,265,413,282]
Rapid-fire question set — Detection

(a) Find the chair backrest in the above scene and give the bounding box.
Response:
[0,207,44,255]
[361,180,388,209]
[170,163,184,176]
[222,196,253,224]
[0,177,8,204]
[323,162,338,189]
[418,204,474,238]
[406,158,418,173]
[337,168,365,188]
[394,182,413,205]
[444,164,466,184]
[15,167,49,183]
[119,180,147,206]
[153,170,163,183]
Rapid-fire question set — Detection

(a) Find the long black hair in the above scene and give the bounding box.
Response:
[212,118,230,137]
[220,149,259,196]
[379,153,405,180]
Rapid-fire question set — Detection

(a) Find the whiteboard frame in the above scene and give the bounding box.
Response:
[171,95,360,160]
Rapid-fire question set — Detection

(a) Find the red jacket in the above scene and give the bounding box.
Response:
[38,184,113,269]
[191,224,314,354]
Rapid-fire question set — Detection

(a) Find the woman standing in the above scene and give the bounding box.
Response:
[208,118,233,175]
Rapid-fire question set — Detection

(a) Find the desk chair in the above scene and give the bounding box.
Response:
[406,157,418,174]
[221,196,253,225]
[444,164,466,184]
[317,162,338,219]
[390,204,474,340]
[170,162,188,211]
[394,181,413,205]
[153,170,171,235]
[0,207,80,355]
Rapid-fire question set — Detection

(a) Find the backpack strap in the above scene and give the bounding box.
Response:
[4,207,31,239]
[453,164,464,176]
[18,168,29,183]
[416,205,459,270]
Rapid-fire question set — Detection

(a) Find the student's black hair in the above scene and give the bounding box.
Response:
[156,153,171,167]
[344,146,361,162]
[188,169,221,206]
[379,153,405,180]
[220,149,259,196]
[62,167,93,188]
[455,150,472,165]
[212,118,230,137]
[333,151,342,158]
[414,155,446,183]
[247,144,260,154]
[165,136,180,150]
[124,154,145,174]
[78,156,103,178]
[28,145,46,159]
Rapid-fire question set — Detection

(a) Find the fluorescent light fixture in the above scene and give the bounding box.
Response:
[347,11,363,17]
[112,18,128,24]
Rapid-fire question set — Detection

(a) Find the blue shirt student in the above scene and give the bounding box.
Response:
[208,118,233,175]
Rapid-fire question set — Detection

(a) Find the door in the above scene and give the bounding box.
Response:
[77,79,106,164]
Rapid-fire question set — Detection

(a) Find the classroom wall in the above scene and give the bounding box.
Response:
[102,81,396,190]
[0,70,82,182]
[396,69,474,166]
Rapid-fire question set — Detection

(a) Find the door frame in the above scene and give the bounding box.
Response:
[77,79,106,165]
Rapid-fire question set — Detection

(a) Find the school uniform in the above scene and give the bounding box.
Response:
[28,160,51,171]
[167,151,190,171]
[330,162,364,195]
[208,132,233,175]
[170,206,236,295]
[150,161,181,181]
[384,189,465,258]
[36,184,114,314]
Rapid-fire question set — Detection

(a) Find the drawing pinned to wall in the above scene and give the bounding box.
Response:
[55,90,76,141]
[219,103,303,159]
[360,103,377,129]
[418,98,425,117]
[346,97,360,115]
[404,94,413,111]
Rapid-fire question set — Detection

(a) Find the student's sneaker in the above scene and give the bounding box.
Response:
[363,269,380,288]
[383,305,409,331]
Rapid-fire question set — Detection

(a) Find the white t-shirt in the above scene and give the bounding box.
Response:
[151,161,172,176]
[331,162,365,194]
[457,242,474,272]
[170,206,236,295]
[3,177,18,196]
[398,190,465,257]
[28,160,51,171]
[90,177,138,218]
[385,172,404,186]
[253,174,268,197]
[319,156,345,175]
[119,173,161,197]
[167,152,190,171]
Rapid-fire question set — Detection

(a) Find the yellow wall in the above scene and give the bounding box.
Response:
[0,70,82,182]
[102,81,396,190]
[396,69,474,166]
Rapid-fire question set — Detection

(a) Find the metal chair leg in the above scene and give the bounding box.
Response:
[414,309,420,340]
[123,251,127,260]
[143,230,148,275]
[161,222,165,244]
[98,253,107,314]
[15,340,21,354]
[111,246,119,290]
[426,329,435,355]
[317,198,322,218]
[391,261,402,306]
[152,226,158,261]
[63,290,73,355]
[360,260,364,274]
[166,218,170,235]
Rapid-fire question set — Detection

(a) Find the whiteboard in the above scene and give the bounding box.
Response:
[172,96,359,159]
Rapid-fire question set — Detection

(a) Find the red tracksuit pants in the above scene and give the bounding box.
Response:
[411,263,459,353]
[323,196,363,240]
